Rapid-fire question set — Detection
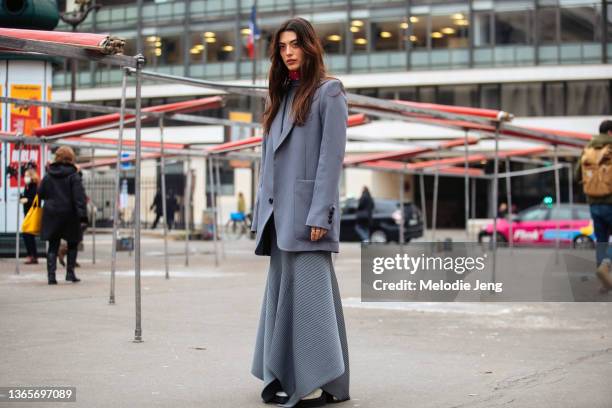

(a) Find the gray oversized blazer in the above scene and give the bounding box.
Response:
[251,78,348,256]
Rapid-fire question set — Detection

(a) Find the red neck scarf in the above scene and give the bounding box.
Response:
[288,70,300,81]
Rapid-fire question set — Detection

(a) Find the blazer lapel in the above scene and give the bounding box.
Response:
[273,91,296,153]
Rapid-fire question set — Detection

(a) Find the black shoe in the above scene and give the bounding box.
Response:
[66,244,80,282]
[294,390,327,408]
[47,253,58,285]
[323,390,349,404]
[66,274,81,283]
[271,393,289,405]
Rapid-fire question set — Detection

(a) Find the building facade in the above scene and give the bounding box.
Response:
[54,0,611,230]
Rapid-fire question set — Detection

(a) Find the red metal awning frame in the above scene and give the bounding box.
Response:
[0,28,124,54]
[355,160,486,178]
[343,136,480,166]
[68,136,187,151]
[79,152,176,170]
[33,96,224,137]
[205,113,369,154]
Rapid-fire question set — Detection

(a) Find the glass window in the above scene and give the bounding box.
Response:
[474,12,493,47]
[373,200,397,214]
[437,85,477,107]
[501,83,543,116]
[379,88,399,99]
[561,6,599,42]
[544,82,565,116]
[189,32,207,64]
[341,198,358,214]
[317,22,347,54]
[398,87,417,101]
[372,19,409,51]
[608,1,612,42]
[549,206,573,220]
[495,10,533,44]
[520,207,548,221]
[567,80,610,115]
[189,28,236,64]
[430,11,470,49]
[143,34,183,66]
[410,14,428,48]
[537,7,558,44]
[418,86,436,103]
[350,18,368,53]
[480,84,500,110]
[575,206,591,220]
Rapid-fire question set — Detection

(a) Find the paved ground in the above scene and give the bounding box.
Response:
[1,232,611,408]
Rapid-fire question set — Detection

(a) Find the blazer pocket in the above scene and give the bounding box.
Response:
[293,179,315,241]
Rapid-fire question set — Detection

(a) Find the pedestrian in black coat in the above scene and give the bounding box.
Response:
[150,190,163,229]
[20,168,40,264]
[38,146,88,285]
[355,186,375,242]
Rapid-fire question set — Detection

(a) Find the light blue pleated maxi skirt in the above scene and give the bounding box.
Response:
[251,214,350,407]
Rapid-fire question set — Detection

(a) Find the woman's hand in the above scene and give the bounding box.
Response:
[310,226,328,241]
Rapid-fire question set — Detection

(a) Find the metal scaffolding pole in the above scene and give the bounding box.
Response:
[91,148,97,264]
[471,178,476,220]
[464,130,470,239]
[553,145,561,251]
[184,156,192,267]
[133,55,144,343]
[14,142,23,275]
[214,157,225,260]
[109,68,128,305]
[399,162,405,247]
[159,117,170,280]
[207,157,219,266]
[491,123,500,285]
[568,163,574,208]
[505,157,513,249]
[432,151,440,241]
[419,172,427,234]
[41,141,48,258]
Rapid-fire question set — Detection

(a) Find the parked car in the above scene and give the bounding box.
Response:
[339,198,424,243]
[478,203,595,247]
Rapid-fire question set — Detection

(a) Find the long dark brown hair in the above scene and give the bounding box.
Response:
[262,17,340,136]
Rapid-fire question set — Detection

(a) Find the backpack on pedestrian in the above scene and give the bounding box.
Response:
[580,144,612,197]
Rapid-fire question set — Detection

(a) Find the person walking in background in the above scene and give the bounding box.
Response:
[498,202,509,219]
[38,146,88,285]
[355,186,374,243]
[166,190,178,230]
[576,119,612,293]
[20,168,40,264]
[59,166,88,269]
[249,17,350,407]
[237,191,246,215]
[150,190,163,229]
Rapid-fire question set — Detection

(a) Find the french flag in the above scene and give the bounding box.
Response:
[247,4,261,59]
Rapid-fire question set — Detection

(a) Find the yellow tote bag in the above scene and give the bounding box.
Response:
[21,195,43,236]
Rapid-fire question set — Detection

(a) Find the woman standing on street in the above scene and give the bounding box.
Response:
[38,146,88,285]
[250,17,350,408]
[20,168,40,264]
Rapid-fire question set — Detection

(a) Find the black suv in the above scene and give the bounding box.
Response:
[339,198,424,243]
